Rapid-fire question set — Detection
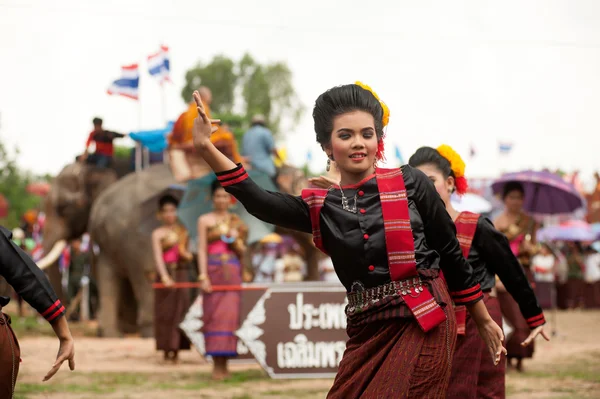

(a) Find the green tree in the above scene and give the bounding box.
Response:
[113,145,133,160]
[181,55,238,114]
[0,139,44,228]
[182,53,304,136]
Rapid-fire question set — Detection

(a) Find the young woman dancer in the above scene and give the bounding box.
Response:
[197,179,248,380]
[151,194,193,363]
[494,182,543,371]
[190,83,505,398]
[409,145,549,398]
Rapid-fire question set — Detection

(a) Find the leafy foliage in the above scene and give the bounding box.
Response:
[181,53,304,136]
[0,139,45,228]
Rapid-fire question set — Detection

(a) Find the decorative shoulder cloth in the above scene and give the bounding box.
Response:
[376,168,447,332]
[452,211,480,335]
[455,211,480,258]
[300,188,328,252]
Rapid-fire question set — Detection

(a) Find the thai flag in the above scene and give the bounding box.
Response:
[498,141,514,154]
[148,45,170,84]
[107,64,140,100]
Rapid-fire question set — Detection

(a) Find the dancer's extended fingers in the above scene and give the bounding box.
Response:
[541,329,551,341]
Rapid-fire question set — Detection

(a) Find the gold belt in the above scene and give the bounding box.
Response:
[347,277,427,311]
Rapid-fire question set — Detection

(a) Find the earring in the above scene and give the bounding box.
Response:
[326,158,331,172]
[373,159,378,170]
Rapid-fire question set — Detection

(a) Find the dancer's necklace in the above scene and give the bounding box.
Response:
[339,185,358,214]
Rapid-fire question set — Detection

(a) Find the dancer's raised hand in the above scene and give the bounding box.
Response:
[192,90,220,151]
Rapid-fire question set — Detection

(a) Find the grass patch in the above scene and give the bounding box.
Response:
[15,381,114,395]
[527,369,600,383]
[9,315,98,338]
[263,389,327,397]
[9,315,55,338]
[517,359,600,384]
[14,369,269,398]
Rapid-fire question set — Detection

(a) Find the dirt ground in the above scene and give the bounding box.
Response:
[11,309,600,399]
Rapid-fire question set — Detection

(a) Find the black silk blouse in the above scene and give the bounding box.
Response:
[218,164,483,305]
[0,226,66,323]
[468,216,544,325]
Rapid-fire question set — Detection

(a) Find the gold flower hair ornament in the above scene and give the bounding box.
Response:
[355,81,390,127]
[355,81,390,161]
[436,144,468,195]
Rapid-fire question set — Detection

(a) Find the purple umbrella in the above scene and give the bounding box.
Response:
[491,170,584,215]
[537,220,598,242]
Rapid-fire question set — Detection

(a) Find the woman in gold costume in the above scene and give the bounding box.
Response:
[197,179,248,380]
[151,194,193,363]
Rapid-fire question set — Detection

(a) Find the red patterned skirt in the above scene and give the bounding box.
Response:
[154,264,191,352]
[448,293,505,399]
[0,312,20,399]
[202,254,242,358]
[327,271,457,398]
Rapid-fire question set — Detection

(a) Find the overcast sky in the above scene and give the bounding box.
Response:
[1,0,599,185]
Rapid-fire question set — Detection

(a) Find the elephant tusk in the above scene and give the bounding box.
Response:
[37,239,67,270]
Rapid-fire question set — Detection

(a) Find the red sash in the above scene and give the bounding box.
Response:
[300,188,329,253]
[453,211,480,335]
[301,168,447,332]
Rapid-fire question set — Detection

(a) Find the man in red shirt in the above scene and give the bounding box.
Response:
[82,118,127,167]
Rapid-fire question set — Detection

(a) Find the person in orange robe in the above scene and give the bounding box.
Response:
[168,87,243,181]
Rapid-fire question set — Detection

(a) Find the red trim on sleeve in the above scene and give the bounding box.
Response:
[526,313,546,328]
[450,283,482,297]
[453,291,484,305]
[41,300,61,317]
[220,171,249,187]
[47,306,66,322]
[217,167,246,182]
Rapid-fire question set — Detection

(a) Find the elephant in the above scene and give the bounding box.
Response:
[87,163,176,338]
[38,162,119,299]
[41,156,320,338]
[88,162,319,337]
[38,159,176,337]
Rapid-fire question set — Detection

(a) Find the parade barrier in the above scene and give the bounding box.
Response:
[157,282,349,379]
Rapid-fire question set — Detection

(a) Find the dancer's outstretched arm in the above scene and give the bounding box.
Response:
[191,90,311,234]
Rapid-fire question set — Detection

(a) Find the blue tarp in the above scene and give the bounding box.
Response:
[129,121,174,153]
